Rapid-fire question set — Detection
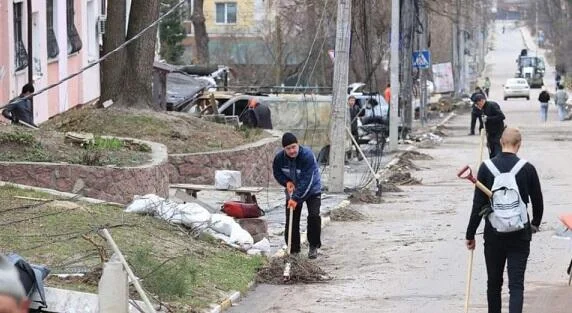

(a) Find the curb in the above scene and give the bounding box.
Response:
[207,281,255,313]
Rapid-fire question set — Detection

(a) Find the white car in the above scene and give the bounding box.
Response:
[503,78,530,100]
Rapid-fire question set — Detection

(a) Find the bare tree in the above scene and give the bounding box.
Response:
[191,0,209,64]
[100,0,161,109]
[100,0,127,106]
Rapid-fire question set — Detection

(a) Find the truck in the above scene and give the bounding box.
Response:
[516,49,545,88]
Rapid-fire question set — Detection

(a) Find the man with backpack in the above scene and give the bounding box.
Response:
[465,127,544,313]
[0,254,30,313]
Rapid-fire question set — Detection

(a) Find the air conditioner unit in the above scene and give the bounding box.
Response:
[97,15,107,35]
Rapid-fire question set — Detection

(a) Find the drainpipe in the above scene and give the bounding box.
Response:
[26,0,33,116]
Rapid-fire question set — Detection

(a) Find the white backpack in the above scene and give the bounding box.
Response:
[484,159,529,233]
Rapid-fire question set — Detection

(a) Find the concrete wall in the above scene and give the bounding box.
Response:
[168,133,281,187]
[0,140,169,204]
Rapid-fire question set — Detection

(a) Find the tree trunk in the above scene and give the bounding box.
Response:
[100,0,127,106]
[191,0,209,64]
[118,0,160,109]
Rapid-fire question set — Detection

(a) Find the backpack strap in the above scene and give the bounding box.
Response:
[484,159,501,177]
[510,159,527,175]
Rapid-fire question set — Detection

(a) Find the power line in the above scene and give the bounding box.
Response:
[1,0,187,110]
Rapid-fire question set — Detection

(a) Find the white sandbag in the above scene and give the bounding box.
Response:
[209,214,236,236]
[125,194,165,214]
[214,170,242,190]
[209,214,253,247]
[252,237,271,252]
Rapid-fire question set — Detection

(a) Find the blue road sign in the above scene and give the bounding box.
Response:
[412,50,431,69]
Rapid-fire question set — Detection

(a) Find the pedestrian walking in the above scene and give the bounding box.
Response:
[538,87,550,123]
[469,87,486,136]
[483,77,491,97]
[554,84,569,121]
[555,73,562,92]
[273,132,322,259]
[473,94,505,158]
[466,127,543,313]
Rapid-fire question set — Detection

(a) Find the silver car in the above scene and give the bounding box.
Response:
[503,78,530,100]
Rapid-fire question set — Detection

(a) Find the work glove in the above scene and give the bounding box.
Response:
[286,181,295,194]
[531,225,539,233]
[482,115,488,123]
[287,199,298,210]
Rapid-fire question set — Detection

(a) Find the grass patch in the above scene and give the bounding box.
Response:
[0,185,263,311]
[0,126,150,166]
[43,107,269,153]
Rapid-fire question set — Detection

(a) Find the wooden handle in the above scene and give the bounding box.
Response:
[464,250,474,313]
[475,181,493,198]
[287,209,294,255]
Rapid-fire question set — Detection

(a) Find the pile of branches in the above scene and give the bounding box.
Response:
[401,150,433,161]
[257,256,331,285]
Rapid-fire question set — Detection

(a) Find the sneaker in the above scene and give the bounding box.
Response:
[308,247,318,259]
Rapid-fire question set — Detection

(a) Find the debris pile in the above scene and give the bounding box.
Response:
[385,172,422,185]
[381,183,403,193]
[401,150,433,161]
[330,206,367,222]
[348,189,382,204]
[256,256,331,284]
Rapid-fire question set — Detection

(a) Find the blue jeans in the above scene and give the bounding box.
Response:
[484,239,530,313]
[558,105,568,121]
[540,103,548,122]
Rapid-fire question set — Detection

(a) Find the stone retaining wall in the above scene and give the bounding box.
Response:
[0,140,169,204]
[168,132,281,186]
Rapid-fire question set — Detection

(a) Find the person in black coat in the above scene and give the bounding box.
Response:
[347,96,364,161]
[469,87,486,135]
[538,88,550,122]
[466,127,543,313]
[241,98,273,129]
[474,94,506,158]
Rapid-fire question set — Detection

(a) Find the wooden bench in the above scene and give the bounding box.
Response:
[170,184,263,203]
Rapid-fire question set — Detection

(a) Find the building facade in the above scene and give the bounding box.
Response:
[0,0,103,124]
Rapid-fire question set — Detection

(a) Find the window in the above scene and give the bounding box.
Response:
[67,0,82,54]
[46,0,59,59]
[13,2,28,71]
[215,2,237,24]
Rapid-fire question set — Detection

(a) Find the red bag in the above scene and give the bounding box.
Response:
[222,201,265,219]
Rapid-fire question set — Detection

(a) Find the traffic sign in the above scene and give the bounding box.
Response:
[412,50,431,69]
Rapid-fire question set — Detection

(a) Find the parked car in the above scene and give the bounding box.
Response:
[503,78,530,100]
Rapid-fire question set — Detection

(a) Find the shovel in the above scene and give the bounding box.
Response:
[457,165,492,197]
[283,189,295,282]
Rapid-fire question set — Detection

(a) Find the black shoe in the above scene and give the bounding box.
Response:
[308,247,318,259]
[468,132,475,136]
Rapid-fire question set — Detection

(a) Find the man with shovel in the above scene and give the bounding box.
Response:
[465,127,544,313]
[273,132,322,259]
[473,94,505,158]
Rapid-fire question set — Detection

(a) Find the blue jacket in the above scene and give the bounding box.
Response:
[273,145,321,201]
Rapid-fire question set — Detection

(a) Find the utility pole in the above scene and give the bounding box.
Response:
[419,1,428,126]
[389,0,400,151]
[452,0,461,97]
[400,0,414,136]
[328,0,352,193]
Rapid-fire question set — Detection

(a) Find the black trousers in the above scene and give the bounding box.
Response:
[284,194,321,253]
[484,239,530,313]
[487,132,502,158]
[470,112,484,134]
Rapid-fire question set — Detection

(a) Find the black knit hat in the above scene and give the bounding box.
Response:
[473,94,486,102]
[282,132,298,147]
